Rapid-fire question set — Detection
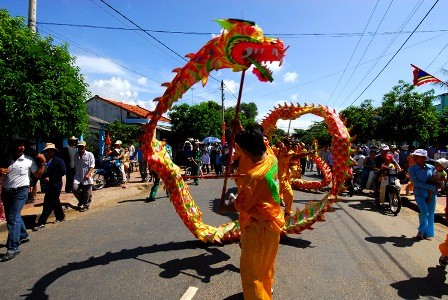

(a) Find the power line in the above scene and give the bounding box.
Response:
[347,0,440,108]
[38,25,221,104]
[326,0,380,106]
[248,31,448,102]
[96,0,238,101]
[332,0,394,109]
[338,0,426,109]
[37,21,448,38]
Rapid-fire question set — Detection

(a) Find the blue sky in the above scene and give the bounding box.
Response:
[3,0,448,131]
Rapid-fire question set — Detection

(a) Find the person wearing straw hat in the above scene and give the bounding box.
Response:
[0,136,46,261]
[62,136,78,193]
[33,143,66,230]
[113,140,127,188]
[408,149,438,240]
[73,140,95,212]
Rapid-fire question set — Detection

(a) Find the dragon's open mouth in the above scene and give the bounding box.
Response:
[247,57,273,82]
[231,42,286,82]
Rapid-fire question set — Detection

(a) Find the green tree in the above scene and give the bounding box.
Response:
[169,101,223,146]
[223,102,258,138]
[293,121,331,146]
[270,128,287,145]
[376,80,438,145]
[0,9,90,142]
[107,121,141,145]
[437,107,448,146]
[340,99,378,144]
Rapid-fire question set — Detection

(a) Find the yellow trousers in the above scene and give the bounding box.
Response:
[280,182,294,215]
[240,221,281,300]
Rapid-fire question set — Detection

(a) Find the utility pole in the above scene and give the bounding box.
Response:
[221,80,226,145]
[221,81,225,123]
[28,0,37,33]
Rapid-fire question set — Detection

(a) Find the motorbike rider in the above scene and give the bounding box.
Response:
[378,154,401,205]
[112,140,127,188]
[361,151,377,192]
[373,145,401,199]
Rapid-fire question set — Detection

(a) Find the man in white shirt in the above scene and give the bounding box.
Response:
[73,140,95,212]
[0,137,46,261]
[353,150,366,172]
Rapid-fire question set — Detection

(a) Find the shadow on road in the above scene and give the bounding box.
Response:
[390,266,448,298]
[223,292,244,299]
[280,235,312,249]
[21,240,238,299]
[365,235,419,248]
[158,247,239,283]
[348,199,400,216]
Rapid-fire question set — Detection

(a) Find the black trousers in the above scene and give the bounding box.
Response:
[38,184,65,225]
[65,167,75,192]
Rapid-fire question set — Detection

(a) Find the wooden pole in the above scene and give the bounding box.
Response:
[220,70,246,205]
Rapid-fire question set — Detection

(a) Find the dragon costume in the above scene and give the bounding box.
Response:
[139,19,352,243]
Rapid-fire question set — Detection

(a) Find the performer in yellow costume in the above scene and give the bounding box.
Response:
[289,142,302,180]
[277,139,313,216]
[233,126,284,300]
[276,139,296,216]
[232,123,273,195]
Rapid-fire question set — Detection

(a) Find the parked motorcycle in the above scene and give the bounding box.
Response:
[92,156,124,190]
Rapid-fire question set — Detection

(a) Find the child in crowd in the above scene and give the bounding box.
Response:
[215,149,223,175]
[427,158,448,202]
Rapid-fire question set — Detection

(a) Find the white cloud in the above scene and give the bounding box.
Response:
[277,118,315,131]
[248,61,283,76]
[284,71,298,83]
[74,55,126,76]
[274,100,289,107]
[267,61,282,74]
[90,77,137,102]
[136,99,156,111]
[89,76,160,111]
[137,76,148,85]
[223,79,238,94]
[290,93,299,101]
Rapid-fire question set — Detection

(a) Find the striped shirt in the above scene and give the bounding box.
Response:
[2,154,38,188]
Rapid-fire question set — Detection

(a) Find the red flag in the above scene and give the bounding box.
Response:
[105,131,111,145]
[411,64,442,86]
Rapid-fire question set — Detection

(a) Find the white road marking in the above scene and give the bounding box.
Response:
[180,286,199,300]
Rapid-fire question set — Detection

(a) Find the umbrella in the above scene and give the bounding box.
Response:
[202,137,221,144]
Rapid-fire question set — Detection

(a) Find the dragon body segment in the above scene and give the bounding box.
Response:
[140,20,351,243]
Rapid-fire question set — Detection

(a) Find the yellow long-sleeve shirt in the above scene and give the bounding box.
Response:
[234,154,285,233]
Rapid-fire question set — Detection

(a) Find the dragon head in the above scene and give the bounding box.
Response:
[215,19,287,82]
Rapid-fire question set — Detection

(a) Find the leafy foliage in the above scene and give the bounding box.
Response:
[107,120,141,145]
[292,121,331,146]
[340,81,441,146]
[340,100,378,144]
[169,101,223,146]
[0,9,90,143]
[436,107,448,146]
[375,80,438,145]
[168,100,259,147]
[224,102,259,137]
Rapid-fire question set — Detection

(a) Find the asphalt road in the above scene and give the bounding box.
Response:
[0,172,447,299]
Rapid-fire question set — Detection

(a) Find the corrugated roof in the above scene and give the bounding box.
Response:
[91,95,170,123]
